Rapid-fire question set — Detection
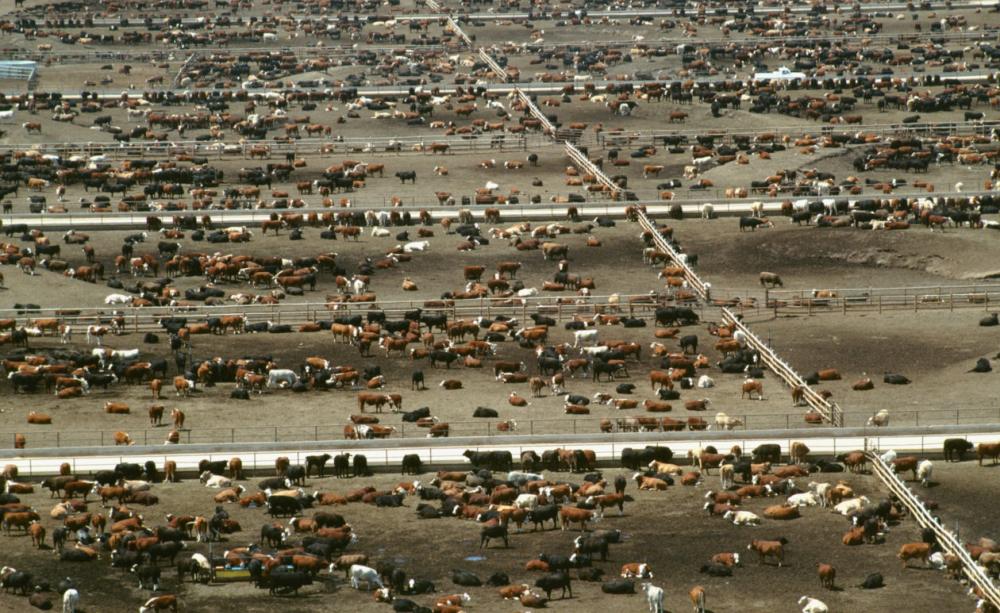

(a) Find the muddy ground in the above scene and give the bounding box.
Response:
[0,459,988,613]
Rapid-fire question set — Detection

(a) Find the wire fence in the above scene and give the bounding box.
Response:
[7,407,1000,449]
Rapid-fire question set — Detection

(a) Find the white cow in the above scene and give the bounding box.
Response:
[267,369,299,388]
[712,412,743,431]
[350,564,384,590]
[723,510,760,526]
[573,329,598,347]
[787,492,819,506]
[833,496,870,516]
[798,596,829,613]
[516,287,538,298]
[700,203,714,219]
[868,409,890,427]
[371,227,391,237]
[104,293,133,305]
[880,449,897,463]
[808,481,831,507]
[696,375,714,388]
[62,588,79,613]
[403,241,430,253]
[642,583,665,613]
[199,472,232,488]
[513,494,539,510]
[917,459,933,487]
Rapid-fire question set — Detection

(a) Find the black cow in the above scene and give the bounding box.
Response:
[402,454,422,475]
[305,454,332,477]
[752,444,781,463]
[943,438,974,462]
[266,570,313,595]
[535,572,572,599]
[601,579,634,594]
[402,407,431,422]
[147,541,184,565]
[411,370,425,390]
[463,450,512,471]
[859,573,884,589]
[451,570,481,587]
[429,350,458,368]
[353,454,369,477]
[527,505,559,531]
[285,466,306,486]
[679,335,698,353]
[883,373,911,385]
[131,564,161,590]
[395,171,417,184]
[472,407,498,418]
[333,453,351,478]
[700,563,732,577]
[267,495,302,518]
[739,217,771,231]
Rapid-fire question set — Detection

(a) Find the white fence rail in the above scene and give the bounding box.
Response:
[868,450,1000,609]
[635,209,709,300]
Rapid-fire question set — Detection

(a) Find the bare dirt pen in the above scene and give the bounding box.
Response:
[0,462,983,613]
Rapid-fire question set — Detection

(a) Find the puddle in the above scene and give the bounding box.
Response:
[464,555,486,562]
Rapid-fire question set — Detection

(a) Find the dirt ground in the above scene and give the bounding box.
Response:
[0,460,984,613]
[4,214,1000,446]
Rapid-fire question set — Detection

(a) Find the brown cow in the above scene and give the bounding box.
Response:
[148,404,164,426]
[898,542,931,568]
[978,443,1000,466]
[105,401,130,414]
[558,507,596,531]
[748,539,785,566]
[817,563,836,589]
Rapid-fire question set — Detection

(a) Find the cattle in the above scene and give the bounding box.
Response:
[978,443,1000,466]
[816,563,836,589]
[451,570,481,587]
[602,579,635,594]
[535,572,572,599]
[689,585,706,613]
[799,596,829,613]
[748,539,787,566]
[138,595,178,612]
[725,510,760,526]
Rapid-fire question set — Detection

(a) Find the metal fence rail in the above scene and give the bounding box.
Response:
[588,120,1000,150]
[867,450,1000,610]
[0,291,677,332]
[769,286,1000,315]
[8,407,1000,449]
[0,132,541,160]
[721,306,844,426]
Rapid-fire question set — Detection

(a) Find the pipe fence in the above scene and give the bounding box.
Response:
[7,407,1000,449]
[0,132,540,160]
[721,306,844,426]
[767,284,1000,315]
[0,291,681,332]
[867,450,1000,610]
